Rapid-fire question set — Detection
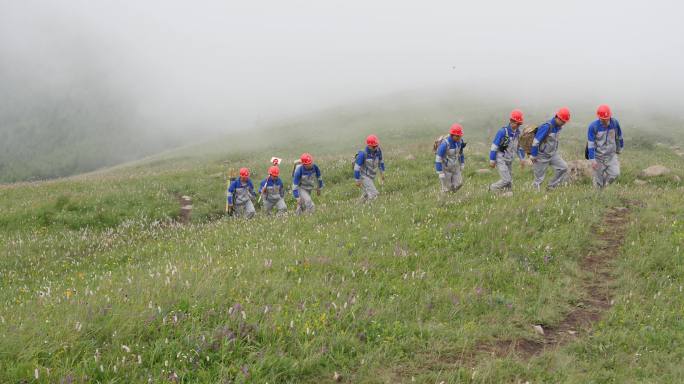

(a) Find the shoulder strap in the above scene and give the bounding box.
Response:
[540,122,553,142]
[593,122,599,144]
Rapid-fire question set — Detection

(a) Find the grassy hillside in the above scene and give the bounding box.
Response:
[0,100,683,383]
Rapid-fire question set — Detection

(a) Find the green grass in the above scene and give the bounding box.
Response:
[1,101,683,383]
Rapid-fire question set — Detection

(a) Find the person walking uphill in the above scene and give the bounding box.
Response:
[489,110,526,192]
[588,104,624,188]
[227,167,256,218]
[435,124,465,193]
[530,107,571,191]
[292,153,323,214]
[354,135,385,202]
[259,166,287,215]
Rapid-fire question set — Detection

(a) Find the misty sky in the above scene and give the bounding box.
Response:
[2,0,683,135]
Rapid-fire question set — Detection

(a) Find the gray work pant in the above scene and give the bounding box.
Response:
[296,189,315,214]
[593,154,620,188]
[263,198,287,215]
[439,168,463,193]
[360,175,379,201]
[234,201,256,219]
[490,157,513,191]
[532,152,568,190]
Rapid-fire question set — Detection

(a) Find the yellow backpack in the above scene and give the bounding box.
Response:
[520,124,540,155]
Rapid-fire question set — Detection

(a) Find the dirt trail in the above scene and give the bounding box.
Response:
[482,199,643,359]
[389,199,643,382]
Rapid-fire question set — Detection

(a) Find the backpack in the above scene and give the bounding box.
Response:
[432,135,449,153]
[433,136,466,156]
[291,160,302,178]
[584,125,598,160]
[520,123,552,155]
[584,131,597,160]
[498,129,511,152]
[227,168,238,184]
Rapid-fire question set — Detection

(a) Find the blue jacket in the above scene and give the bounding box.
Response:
[587,118,623,160]
[292,164,323,198]
[259,176,285,196]
[530,118,562,157]
[489,125,525,161]
[227,178,255,205]
[435,136,465,172]
[354,147,385,180]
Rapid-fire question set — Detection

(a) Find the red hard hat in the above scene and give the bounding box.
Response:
[366,135,379,147]
[268,166,280,177]
[510,109,524,123]
[239,167,250,178]
[300,153,313,165]
[449,123,463,136]
[556,107,571,122]
[596,104,612,120]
